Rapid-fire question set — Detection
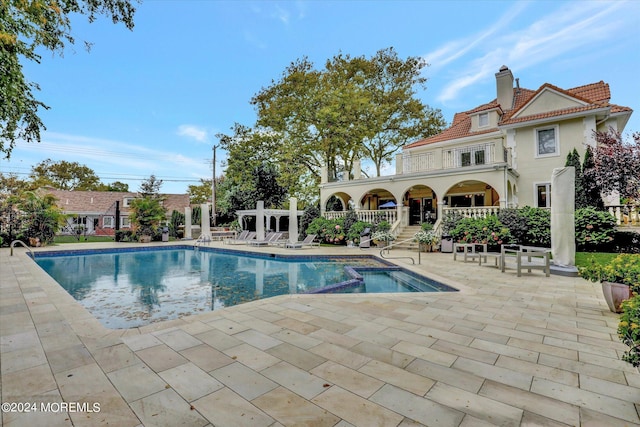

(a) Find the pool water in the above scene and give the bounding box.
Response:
[34,246,456,328]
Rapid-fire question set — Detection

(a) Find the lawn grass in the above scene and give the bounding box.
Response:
[53,235,115,244]
[575,252,620,268]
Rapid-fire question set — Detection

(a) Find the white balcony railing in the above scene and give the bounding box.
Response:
[402,142,511,174]
[607,205,639,227]
[443,142,495,169]
[325,209,397,224]
[403,152,435,173]
[443,206,501,219]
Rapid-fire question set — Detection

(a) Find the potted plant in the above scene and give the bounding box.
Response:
[414,223,439,252]
[618,295,640,367]
[371,230,396,248]
[579,254,640,313]
[414,229,438,252]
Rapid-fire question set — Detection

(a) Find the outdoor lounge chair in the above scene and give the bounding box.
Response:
[226,231,256,245]
[248,232,282,246]
[285,234,319,249]
[224,229,248,243]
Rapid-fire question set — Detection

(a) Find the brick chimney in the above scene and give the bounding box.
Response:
[495,65,514,111]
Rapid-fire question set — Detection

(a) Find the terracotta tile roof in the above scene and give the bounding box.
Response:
[40,189,190,215]
[405,80,631,149]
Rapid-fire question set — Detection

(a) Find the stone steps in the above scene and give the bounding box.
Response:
[392,226,422,250]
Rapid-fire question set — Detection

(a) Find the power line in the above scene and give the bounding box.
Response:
[0,170,203,183]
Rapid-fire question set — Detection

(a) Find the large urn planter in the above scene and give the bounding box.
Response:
[601,281,632,313]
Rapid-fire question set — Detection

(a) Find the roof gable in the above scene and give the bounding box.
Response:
[510,86,588,119]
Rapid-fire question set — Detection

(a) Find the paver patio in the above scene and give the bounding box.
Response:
[1,242,638,426]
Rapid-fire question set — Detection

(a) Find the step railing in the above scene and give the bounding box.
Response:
[379,237,416,264]
[10,240,34,257]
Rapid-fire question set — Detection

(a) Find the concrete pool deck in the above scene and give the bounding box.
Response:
[1,241,638,426]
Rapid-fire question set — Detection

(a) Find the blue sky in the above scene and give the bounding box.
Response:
[2,0,639,194]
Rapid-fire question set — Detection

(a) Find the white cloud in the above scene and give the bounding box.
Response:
[11,132,211,191]
[428,0,632,104]
[273,5,290,24]
[177,125,208,143]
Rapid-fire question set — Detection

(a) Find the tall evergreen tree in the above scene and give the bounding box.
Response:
[581,146,604,210]
[565,148,587,209]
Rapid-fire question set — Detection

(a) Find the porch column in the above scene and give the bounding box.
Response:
[289,197,298,243]
[437,201,446,230]
[256,201,265,240]
[200,203,211,241]
[184,207,192,239]
[321,166,328,184]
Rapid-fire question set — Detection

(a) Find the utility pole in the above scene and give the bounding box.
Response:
[212,144,218,226]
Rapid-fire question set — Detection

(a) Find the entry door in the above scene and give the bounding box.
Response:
[423,198,434,222]
[409,199,421,225]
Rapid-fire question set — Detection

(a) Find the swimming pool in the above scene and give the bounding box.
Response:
[34,246,456,328]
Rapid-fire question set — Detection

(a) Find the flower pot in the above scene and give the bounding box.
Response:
[139,235,152,243]
[601,281,632,313]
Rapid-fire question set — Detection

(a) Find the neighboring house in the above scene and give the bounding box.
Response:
[40,189,190,236]
[319,65,633,230]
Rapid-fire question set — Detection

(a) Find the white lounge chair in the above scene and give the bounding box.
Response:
[285,234,319,249]
[248,232,282,246]
[226,231,255,245]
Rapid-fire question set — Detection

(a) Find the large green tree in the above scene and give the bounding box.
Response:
[218,124,293,209]
[250,47,445,184]
[96,181,129,192]
[358,48,446,176]
[1,0,137,158]
[30,158,101,190]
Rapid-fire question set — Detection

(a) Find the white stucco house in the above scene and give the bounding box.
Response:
[319,65,633,233]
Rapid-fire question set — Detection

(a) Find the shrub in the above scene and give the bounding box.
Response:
[579,254,640,293]
[450,215,512,246]
[521,206,551,247]
[298,204,320,240]
[421,222,434,231]
[618,295,640,367]
[342,210,359,236]
[306,217,346,244]
[441,210,464,236]
[18,192,65,246]
[575,207,616,251]
[169,210,185,238]
[115,230,134,242]
[346,221,372,244]
[374,220,391,233]
[129,197,166,238]
[497,208,528,243]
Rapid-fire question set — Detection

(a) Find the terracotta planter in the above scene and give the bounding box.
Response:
[601,281,632,313]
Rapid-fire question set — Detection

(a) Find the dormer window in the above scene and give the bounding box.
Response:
[478,112,489,127]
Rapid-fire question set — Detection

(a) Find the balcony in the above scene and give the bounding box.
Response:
[400,142,511,174]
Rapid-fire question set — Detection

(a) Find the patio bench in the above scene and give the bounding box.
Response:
[453,243,487,263]
[501,245,550,277]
